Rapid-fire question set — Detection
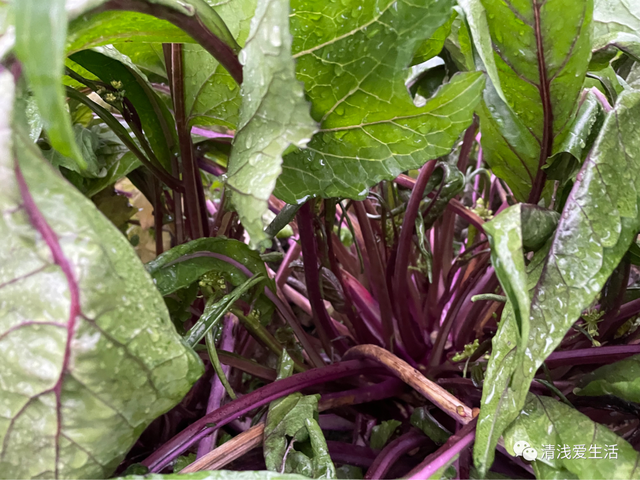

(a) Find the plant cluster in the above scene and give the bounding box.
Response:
[2,0,640,479]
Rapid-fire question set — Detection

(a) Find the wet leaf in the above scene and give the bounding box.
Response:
[475,89,640,475]
[146,237,275,325]
[70,47,176,171]
[576,354,640,403]
[504,394,640,479]
[410,407,451,445]
[593,0,640,42]
[0,70,203,479]
[264,352,336,478]
[15,0,87,172]
[412,11,458,66]
[370,420,402,450]
[275,0,484,202]
[464,0,593,200]
[226,0,316,248]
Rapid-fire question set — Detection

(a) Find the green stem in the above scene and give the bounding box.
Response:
[205,329,236,400]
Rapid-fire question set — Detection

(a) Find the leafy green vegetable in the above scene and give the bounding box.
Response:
[226,0,316,248]
[410,407,451,445]
[475,88,640,475]
[412,10,458,66]
[146,237,275,325]
[467,0,593,200]
[370,420,402,450]
[70,47,176,171]
[15,0,87,172]
[593,0,640,41]
[182,0,256,129]
[264,352,335,478]
[173,453,196,473]
[0,70,202,478]
[576,354,640,403]
[504,394,640,479]
[275,0,484,202]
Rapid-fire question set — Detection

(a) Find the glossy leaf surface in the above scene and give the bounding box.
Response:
[15,0,87,172]
[226,0,316,247]
[576,354,640,403]
[504,394,640,479]
[275,0,484,202]
[475,89,640,475]
[467,0,593,200]
[264,352,335,478]
[0,71,202,479]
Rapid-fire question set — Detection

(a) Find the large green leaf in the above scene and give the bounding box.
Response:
[67,11,192,53]
[0,71,203,479]
[274,0,484,202]
[474,88,640,475]
[576,354,640,403]
[70,47,176,171]
[227,0,316,247]
[264,352,335,478]
[504,394,640,479]
[15,0,88,173]
[593,0,640,41]
[183,0,256,129]
[465,0,593,201]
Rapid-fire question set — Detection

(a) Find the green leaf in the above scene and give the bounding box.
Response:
[593,0,640,41]
[410,407,451,445]
[173,453,196,473]
[0,70,203,478]
[182,0,257,129]
[226,0,317,248]
[185,274,265,347]
[264,352,336,479]
[592,32,640,67]
[15,0,87,172]
[412,11,458,66]
[467,0,593,200]
[504,394,640,479]
[42,123,107,177]
[67,11,192,53]
[275,0,484,202]
[370,420,402,450]
[576,354,640,403]
[146,237,275,325]
[121,471,309,480]
[70,47,176,171]
[146,237,273,295]
[475,89,640,475]
[544,89,605,185]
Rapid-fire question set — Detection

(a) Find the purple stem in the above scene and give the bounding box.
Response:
[365,429,430,479]
[298,201,349,356]
[407,419,477,480]
[546,345,640,368]
[196,315,236,457]
[320,378,405,409]
[142,360,385,471]
[327,442,378,468]
[393,162,437,358]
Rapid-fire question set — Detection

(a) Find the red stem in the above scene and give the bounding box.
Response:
[141,360,384,471]
[393,161,438,357]
[298,201,349,356]
[365,429,430,479]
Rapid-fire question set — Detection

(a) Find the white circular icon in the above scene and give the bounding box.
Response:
[523,447,538,461]
[513,440,530,456]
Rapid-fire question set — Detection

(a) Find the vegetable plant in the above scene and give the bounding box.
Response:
[2,0,640,479]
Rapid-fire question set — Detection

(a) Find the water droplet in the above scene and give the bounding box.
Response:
[270,26,282,47]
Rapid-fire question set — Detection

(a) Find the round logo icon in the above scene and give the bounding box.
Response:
[513,440,530,457]
[523,447,538,461]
